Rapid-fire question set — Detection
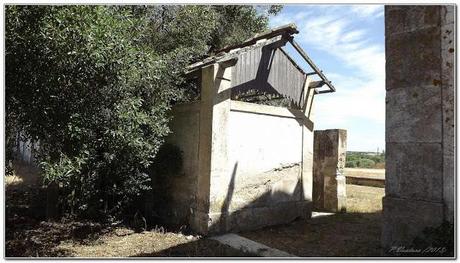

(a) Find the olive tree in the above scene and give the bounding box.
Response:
[5,5,281,220]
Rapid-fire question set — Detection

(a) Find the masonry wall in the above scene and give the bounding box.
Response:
[149,102,201,226]
[313,129,347,212]
[382,5,455,249]
[160,99,313,232]
[206,100,311,233]
[163,63,315,235]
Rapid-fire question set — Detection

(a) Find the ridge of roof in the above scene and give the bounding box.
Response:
[215,23,298,54]
[186,34,286,74]
[185,23,298,73]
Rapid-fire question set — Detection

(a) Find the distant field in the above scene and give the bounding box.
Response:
[343,168,385,180]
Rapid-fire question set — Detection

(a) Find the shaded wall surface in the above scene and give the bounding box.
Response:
[383,5,455,249]
[149,102,201,226]
[231,43,307,107]
[313,129,347,212]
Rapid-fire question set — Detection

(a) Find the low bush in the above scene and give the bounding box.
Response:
[357,159,375,168]
[346,161,357,168]
[345,152,385,169]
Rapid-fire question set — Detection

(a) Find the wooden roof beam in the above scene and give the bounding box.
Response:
[289,38,336,93]
[215,23,299,54]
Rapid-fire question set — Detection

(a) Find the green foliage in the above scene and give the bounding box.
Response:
[357,159,375,168]
[207,5,277,51]
[6,6,171,219]
[345,152,385,169]
[346,161,357,168]
[5,5,281,221]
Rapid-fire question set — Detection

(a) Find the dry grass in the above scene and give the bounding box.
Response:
[5,160,40,187]
[347,184,385,213]
[6,204,250,258]
[57,228,251,257]
[5,174,24,186]
[344,168,385,180]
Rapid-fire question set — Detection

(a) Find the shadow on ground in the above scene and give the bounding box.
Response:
[240,211,382,257]
[132,238,257,257]
[235,183,384,257]
[133,211,383,257]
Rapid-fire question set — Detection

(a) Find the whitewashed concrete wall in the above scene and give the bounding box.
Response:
[228,102,303,175]
[226,101,304,212]
[162,99,314,232]
[205,100,314,234]
[167,63,315,234]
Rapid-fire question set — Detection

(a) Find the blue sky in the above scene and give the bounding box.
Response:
[269,5,385,152]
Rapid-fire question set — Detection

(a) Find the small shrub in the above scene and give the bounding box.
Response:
[346,161,357,168]
[357,159,375,168]
[346,152,385,169]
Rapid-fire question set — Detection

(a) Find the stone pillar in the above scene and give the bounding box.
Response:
[440,5,455,224]
[383,5,455,251]
[189,62,233,235]
[301,76,315,216]
[313,129,347,212]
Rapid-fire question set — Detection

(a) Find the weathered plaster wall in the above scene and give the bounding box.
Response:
[149,102,201,226]
[161,63,315,235]
[205,101,310,233]
[383,5,455,250]
[228,101,303,175]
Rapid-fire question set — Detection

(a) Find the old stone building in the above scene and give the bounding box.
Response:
[150,24,337,235]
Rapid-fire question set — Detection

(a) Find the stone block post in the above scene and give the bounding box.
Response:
[313,129,347,212]
[382,5,455,252]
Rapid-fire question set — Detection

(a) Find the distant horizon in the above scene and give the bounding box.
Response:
[269,5,385,152]
[347,149,385,153]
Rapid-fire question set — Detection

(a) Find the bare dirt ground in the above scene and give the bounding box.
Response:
[6,162,384,258]
[239,184,385,257]
[5,193,250,258]
[58,228,252,257]
[344,168,385,180]
[5,162,251,258]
